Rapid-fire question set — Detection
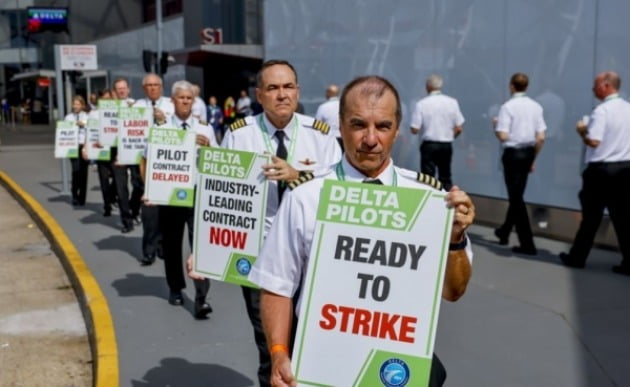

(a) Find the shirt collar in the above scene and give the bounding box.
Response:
[173,114,193,128]
[512,92,526,98]
[340,155,395,184]
[605,93,620,101]
[429,90,442,96]
[262,112,295,141]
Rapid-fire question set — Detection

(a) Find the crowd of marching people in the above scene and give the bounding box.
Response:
[58,59,629,386]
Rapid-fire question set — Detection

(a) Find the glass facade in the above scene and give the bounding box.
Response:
[264,0,627,210]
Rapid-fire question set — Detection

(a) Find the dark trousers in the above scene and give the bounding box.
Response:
[421,141,453,190]
[241,287,271,387]
[96,160,116,212]
[569,161,630,266]
[159,205,209,298]
[70,145,89,204]
[142,203,161,258]
[497,147,536,249]
[112,147,144,227]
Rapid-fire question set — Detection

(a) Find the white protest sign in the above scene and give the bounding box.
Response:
[85,118,111,161]
[98,100,120,147]
[193,147,269,287]
[118,107,151,165]
[144,127,196,207]
[59,45,98,70]
[292,180,453,387]
[54,121,78,159]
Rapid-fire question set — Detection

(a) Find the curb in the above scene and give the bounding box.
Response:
[0,170,119,387]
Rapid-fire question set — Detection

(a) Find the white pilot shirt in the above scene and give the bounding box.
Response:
[170,114,216,145]
[495,92,547,148]
[248,156,473,313]
[64,111,89,145]
[221,112,342,234]
[133,96,175,122]
[410,91,465,142]
[143,114,217,160]
[315,97,341,138]
[192,96,208,123]
[584,94,630,163]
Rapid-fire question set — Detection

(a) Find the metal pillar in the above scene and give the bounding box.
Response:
[156,0,163,75]
[47,81,54,123]
[54,45,70,195]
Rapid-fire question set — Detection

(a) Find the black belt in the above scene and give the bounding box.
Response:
[588,160,630,167]
[505,144,535,150]
[422,140,452,144]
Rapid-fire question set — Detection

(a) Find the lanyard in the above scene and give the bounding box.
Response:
[258,114,298,164]
[335,162,397,186]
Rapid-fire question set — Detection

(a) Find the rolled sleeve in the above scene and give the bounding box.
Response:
[410,102,423,130]
[495,105,511,133]
[587,107,606,142]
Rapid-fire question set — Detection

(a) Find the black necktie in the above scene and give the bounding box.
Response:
[275,131,287,160]
[362,178,383,185]
[151,100,156,125]
[181,122,188,130]
[275,131,288,201]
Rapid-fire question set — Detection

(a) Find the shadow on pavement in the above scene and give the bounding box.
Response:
[468,231,554,264]
[95,235,142,258]
[111,273,210,319]
[79,210,121,230]
[131,358,254,387]
[47,194,71,205]
[111,273,166,300]
[40,181,62,194]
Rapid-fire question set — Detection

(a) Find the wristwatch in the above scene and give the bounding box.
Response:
[449,235,468,251]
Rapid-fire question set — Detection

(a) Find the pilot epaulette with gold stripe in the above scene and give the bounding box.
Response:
[417,173,443,190]
[229,118,247,132]
[311,119,330,135]
[288,172,315,190]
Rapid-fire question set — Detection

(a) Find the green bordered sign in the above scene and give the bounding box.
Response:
[118,107,151,165]
[98,99,121,147]
[293,179,453,387]
[85,119,111,161]
[144,127,196,207]
[193,147,269,288]
[54,121,78,159]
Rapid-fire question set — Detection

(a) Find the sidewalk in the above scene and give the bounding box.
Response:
[0,184,91,386]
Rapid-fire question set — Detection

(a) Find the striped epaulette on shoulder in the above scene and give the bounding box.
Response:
[288,172,315,190]
[229,118,248,132]
[311,119,331,135]
[417,173,443,190]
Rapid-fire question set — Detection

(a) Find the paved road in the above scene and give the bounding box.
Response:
[1,123,629,386]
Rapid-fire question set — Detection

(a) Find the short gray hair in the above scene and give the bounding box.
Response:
[171,80,194,96]
[426,74,443,90]
[142,73,162,87]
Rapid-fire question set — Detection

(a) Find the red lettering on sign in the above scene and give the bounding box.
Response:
[209,226,247,249]
[318,303,417,343]
[151,172,189,182]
